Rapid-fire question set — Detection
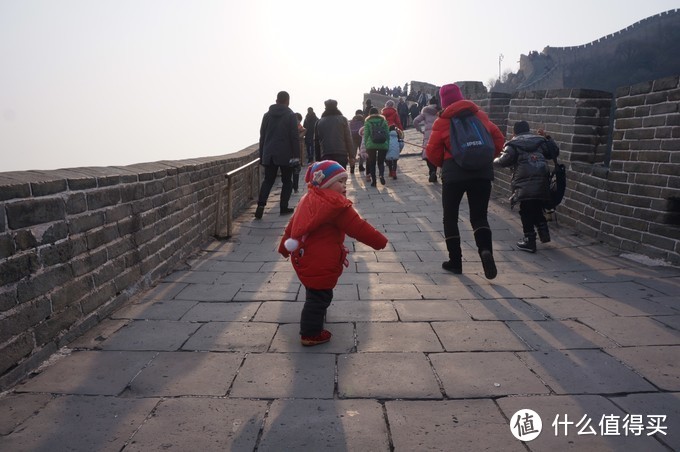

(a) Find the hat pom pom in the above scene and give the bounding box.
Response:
[284,238,300,252]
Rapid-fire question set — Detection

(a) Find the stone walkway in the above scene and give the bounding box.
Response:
[1,131,679,451]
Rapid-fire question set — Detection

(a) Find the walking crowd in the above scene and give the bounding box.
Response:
[256,85,560,346]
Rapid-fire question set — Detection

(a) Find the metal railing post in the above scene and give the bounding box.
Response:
[216,158,260,239]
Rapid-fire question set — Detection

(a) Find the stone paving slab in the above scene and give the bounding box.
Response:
[123,351,243,397]
[430,352,550,397]
[337,352,441,399]
[16,351,155,395]
[1,153,679,450]
[386,399,525,452]
[230,353,335,399]
[182,322,277,352]
[444,319,531,350]
[100,320,201,351]
[0,395,159,452]
[179,301,261,322]
[110,298,198,321]
[606,345,680,391]
[258,399,389,451]
[517,349,657,394]
[506,319,619,350]
[125,398,267,451]
[578,316,680,346]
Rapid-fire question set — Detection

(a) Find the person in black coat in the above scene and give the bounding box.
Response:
[302,107,318,164]
[494,121,560,253]
[255,91,299,218]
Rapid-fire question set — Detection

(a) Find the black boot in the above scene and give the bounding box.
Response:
[254,205,264,219]
[479,249,497,280]
[516,235,537,253]
[444,236,462,274]
[473,227,496,280]
[537,223,551,243]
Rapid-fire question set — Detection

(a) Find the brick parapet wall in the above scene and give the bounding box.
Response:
[491,77,679,264]
[0,145,259,389]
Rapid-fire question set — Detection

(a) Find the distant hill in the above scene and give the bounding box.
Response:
[493,9,680,93]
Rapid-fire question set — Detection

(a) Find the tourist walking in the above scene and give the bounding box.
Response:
[348,109,365,173]
[363,107,390,187]
[425,83,505,279]
[413,97,440,182]
[381,100,403,130]
[314,99,354,168]
[397,98,410,129]
[255,91,299,219]
[292,112,306,193]
[494,121,560,253]
[279,161,388,346]
[385,125,404,179]
[303,107,319,164]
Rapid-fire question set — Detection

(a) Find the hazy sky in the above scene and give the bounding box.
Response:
[1,0,678,172]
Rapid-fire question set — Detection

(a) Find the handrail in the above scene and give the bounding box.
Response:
[215,158,260,238]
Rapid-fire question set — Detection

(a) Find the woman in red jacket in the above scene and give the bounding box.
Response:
[381,100,403,130]
[279,160,388,345]
[425,84,505,279]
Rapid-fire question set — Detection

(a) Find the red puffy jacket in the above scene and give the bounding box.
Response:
[381,106,403,130]
[278,187,388,289]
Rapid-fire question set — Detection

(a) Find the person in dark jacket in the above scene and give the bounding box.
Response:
[397,98,410,129]
[425,83,505,279]
[348,110,365,173]
[303,107,319,164]
[255,91,299,219]
[495,121,560,253]
[314,99,354,169]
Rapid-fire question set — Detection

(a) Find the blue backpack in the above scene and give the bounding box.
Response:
[448,111,495,170]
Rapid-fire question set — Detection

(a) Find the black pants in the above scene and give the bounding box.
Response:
[367,148,387,181]
[441,179,493,263]
[257,164,293,210]
[300,288,333,336]
[426,159,437,176]
[519,199,547,236]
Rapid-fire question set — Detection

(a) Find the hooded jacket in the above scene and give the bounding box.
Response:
[413,104,439,153]
[259,103,299,166]
[381,106,403,130]
[314,108,354,162]
[348,114,365,139]
[495,133,560,202]
[303,111,319,145]
[386,128,404,161]
[425,100,505,183]
[362,114,389,151]
[278,187,388,289]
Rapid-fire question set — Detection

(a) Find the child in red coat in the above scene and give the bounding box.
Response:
[278,160,388,346]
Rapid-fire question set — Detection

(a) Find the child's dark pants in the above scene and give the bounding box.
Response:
[300,288,333,336]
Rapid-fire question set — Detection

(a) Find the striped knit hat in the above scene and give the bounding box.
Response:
[305,160,347,188]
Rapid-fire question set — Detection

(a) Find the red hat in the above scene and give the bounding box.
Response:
[305,160,347,188]
[440,84,463,108]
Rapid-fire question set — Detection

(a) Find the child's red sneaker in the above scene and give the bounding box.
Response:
[300,329,332,346]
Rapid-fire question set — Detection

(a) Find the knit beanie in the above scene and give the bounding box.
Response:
[305,160,347,188]
[513,120,530,135]
[439,84,463,108]
[385,100,395,108]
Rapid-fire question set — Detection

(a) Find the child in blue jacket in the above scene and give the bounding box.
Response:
[385,125,404,179]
